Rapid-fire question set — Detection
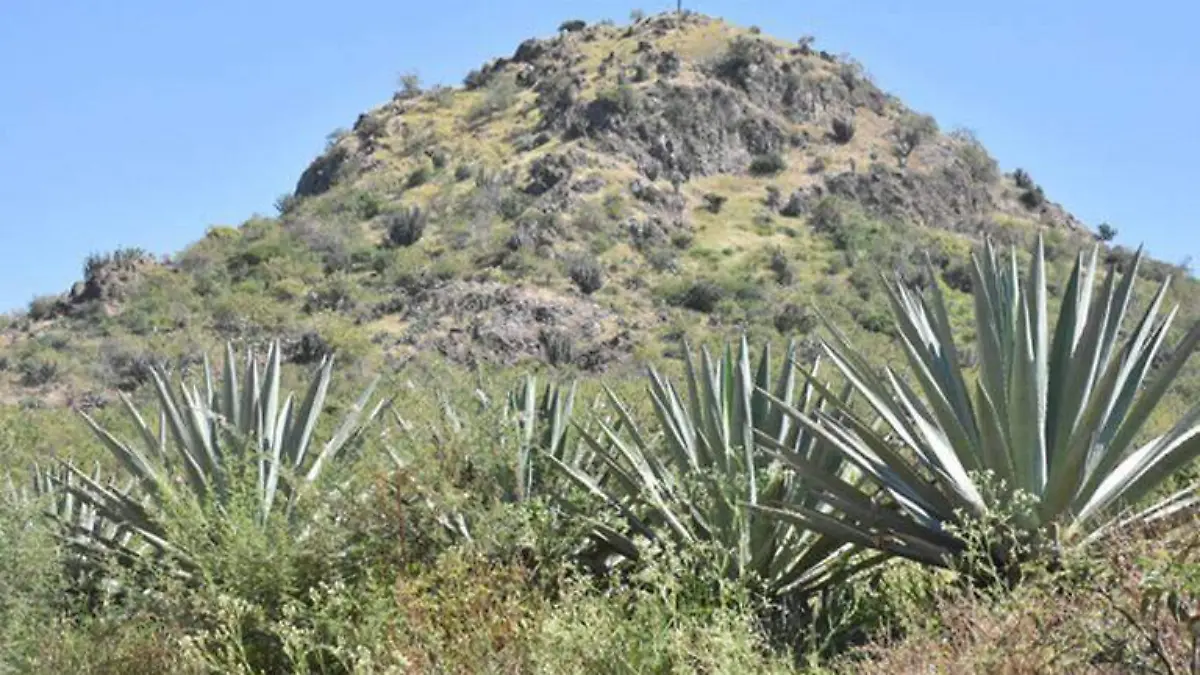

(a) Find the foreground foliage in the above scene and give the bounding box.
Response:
[760,238,1200,571]
[40,342,385,589]
[550,339,887,596]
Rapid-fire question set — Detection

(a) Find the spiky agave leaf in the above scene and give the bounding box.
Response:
[547,337,886,596]
[44,341,384,588]
[757,236,1200,569]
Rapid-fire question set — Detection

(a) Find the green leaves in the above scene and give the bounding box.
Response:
[39,341,384,587]
[757,236,1200,567]
[546,338,870,596]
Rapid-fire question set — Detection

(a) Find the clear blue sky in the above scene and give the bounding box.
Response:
[2,0,1197,312]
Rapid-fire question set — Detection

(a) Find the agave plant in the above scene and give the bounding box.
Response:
[757,237,1200,568]
[506,375,614,502]
[46,342,385,584]
[547,338,910,596]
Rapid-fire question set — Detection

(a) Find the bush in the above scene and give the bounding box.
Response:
[831,116,856,144]
[773,303,817,334]
[429,85,456,107]
[384,206,428,247]
[454,164,474,182]
[769,248,794,285]
[942,261,973,293]
[567,256,605,295]
[679,279,724,313]
[780,191,807,217]
[407,165,431,188]
[540,329,576,366]
[764,186,783,210]
[891,113,938,167]
[1019,185,1046,210]
[17,355,59,387]
[810,197,846,238]
[397,71,422,98]
[274,192,300,215]
[596,83,641,115]
[469,73,520,120]
[558,19,587,32]
[1097,222,1118,242]
[703,192,728,214]
[749,152,787,176]
[27,295,60,321]
[951,128,999,182]
[630,8,646,22]
[1013,168,1034,189]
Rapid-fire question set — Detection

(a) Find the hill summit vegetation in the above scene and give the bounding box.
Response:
[2,11,1198,674]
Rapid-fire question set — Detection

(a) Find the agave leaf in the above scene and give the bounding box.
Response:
[286,357,334,469]
[306,376,381,482]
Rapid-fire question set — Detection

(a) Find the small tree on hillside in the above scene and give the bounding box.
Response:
[397,71,422,99]
[1097,222,1118,242]
[891,113,938,168]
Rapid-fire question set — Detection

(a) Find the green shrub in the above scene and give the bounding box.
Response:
[558,19,587,32]
[703,192,728,213]
[942,261,973,293]
[891,112,938,167]
[596,83,640,115]
[678,279,724,313]
[540,329,576,366]
[951,128,999,182]
[749,152,788,176]
[469,73,520,121]
[1019,185,1046,210]
[769,248,794,285]
[384,206,428,247]
[406,165,431,188]
[274,192,301,215]
[567,256,605,295]
[1097,222,1118,242]
[765,185,783,210]
[397,70,422,98]
[831,116,856,144]
[27,295,61,321]
[17,355,59,387]
[40,342,385,596]
[1013,167,1034,189]
[773,303,817,334]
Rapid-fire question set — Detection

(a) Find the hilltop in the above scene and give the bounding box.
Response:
[1,11,1195,407]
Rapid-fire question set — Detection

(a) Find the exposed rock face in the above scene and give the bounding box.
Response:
[65,253,157,310]
[379,281,633,372]
[295,144,351,198]
[823,164,995,230]
[566,81,791,180]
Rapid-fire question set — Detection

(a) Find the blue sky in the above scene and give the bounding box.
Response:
[1,0,1197,312]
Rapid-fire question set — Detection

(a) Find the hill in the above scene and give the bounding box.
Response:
[3,12,1200,674]
[1,11,1196,409]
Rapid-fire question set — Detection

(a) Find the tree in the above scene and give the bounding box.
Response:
[397,71,422,99]
[891,113,938,167]
[1097,222,1118,242]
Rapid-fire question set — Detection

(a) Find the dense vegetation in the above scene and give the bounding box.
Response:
[2,11,1199,674]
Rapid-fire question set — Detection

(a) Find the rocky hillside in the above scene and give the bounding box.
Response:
[1,12,1196,409]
